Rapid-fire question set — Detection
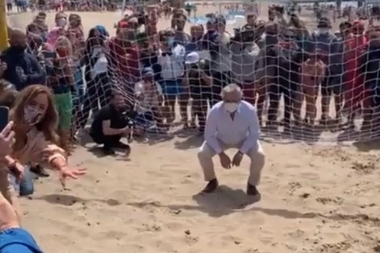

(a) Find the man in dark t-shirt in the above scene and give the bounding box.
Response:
[90,92,133,155]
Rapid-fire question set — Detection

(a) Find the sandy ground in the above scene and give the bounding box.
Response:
[7,4,380,253]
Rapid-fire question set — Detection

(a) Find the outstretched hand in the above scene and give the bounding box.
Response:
[59,166,87,188]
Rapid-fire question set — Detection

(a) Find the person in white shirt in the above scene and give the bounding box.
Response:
[197,83,265,196]
[134,67,166,131]
[157,29,187,126]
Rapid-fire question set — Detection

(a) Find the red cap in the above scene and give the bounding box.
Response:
[353,20,364,29]
[118,21,128,28]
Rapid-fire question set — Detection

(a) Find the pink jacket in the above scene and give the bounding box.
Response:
[12,127,66,165]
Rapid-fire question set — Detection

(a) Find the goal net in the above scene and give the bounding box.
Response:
[5,2,380,145]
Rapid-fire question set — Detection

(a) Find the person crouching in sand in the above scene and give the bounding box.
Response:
[0,84,87,213]
[197,84,265,197]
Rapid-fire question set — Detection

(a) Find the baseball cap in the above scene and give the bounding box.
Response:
[185,52,200,64]
[95,25,109,37]
[117,21,128,28]
[142,67,154,77]
[216,15,226,25]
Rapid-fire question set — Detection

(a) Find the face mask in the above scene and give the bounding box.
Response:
[224,102,239,113]
[168,37,174,47]
[11,45,26,53]
[244,42,254,51]
[265,34,278,46]
[57,18,67,28]
[56,48,69,58]
[23,106,43,126]
[318,28,329,34]
[91,46,103,58]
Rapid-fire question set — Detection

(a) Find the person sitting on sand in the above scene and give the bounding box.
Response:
[0,85,87,213]
[134,67,167,132]
[197,83,265,197]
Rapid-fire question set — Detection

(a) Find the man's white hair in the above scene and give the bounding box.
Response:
[220,83,243,99]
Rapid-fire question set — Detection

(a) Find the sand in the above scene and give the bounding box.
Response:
[7,4,380,253]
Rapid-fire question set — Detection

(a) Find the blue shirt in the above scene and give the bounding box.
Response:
[0,228,42,253]
[204,101,260,154]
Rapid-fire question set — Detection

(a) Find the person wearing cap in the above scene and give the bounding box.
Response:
[134,67,165,131]
[108,19,140,95]
[95,25,109,39]
[157,29,186,126]
[185,51,212,133]
[310,18,341,124]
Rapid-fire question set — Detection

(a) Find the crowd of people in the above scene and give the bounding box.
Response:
[1,3,380,249]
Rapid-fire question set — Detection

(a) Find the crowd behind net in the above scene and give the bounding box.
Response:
[6,1,380,145]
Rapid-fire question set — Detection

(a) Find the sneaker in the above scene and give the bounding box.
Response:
[30,165,50,177]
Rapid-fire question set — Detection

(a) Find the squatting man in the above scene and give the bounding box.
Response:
[197,83,265,197]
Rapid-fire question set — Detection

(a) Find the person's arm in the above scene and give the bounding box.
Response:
[200,69,212,86]
[155,82,164,104]
[204,106,222,154]
[134,82,144,100]
[239,105,260,154]
[102,120,129,136]
[26,55,46,85]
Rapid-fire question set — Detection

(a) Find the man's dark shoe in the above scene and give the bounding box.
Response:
[114,141,130,150]
[102,147,115,156]
[30,165,49,177]
[202,178,219,193]
[247,183,260,196]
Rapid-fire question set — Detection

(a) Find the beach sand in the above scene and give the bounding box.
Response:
[7,4,380,253]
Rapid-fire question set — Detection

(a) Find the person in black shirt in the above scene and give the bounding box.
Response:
[185,52,212,133]
[90,92,132,155]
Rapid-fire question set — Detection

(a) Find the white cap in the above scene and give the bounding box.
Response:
[185,51,200,64]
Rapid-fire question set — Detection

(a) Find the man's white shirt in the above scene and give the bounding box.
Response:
[204,101,260,154]
[157,45,185,80]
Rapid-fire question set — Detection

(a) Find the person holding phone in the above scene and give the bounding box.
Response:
[0,122,15,158]
[0,189,43,253]
[0,29,46,91]
[0,123,41,253]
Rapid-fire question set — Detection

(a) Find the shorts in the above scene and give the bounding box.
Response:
[135,111,155,129]
[321,74,343,96]
[160,80,183,96]
[54,92,73,131]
